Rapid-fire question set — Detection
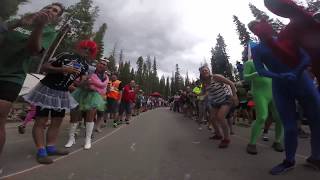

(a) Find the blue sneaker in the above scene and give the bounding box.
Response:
[270,160,295,175]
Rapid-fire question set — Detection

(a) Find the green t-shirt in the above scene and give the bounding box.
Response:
[0,23,57,85]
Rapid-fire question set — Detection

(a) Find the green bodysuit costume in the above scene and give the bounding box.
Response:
[244,60,283,148]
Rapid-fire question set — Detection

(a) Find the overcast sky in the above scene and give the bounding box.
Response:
[18,0,302,79]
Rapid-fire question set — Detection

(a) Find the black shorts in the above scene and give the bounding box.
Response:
[97,110,104,117]
[107,98,118,113]
[36,106,66,118]
[0,81,22,102]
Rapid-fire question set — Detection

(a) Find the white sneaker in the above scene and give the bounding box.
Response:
[262,134,269,141]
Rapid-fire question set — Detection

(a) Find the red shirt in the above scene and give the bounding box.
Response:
[121,84,136,103]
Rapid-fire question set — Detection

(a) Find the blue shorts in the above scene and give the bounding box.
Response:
[119,101,132,115]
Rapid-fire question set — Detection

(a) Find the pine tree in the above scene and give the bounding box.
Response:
[174,64,183,92]
[165,76,171,97]
[118,49,124,71]
[249,3,285,32]
[170,72,175,95]
[159,75,166,96]
[57,0,99,54]
[130,68,135,83]
[151,57,159,92]
[185,71,190,87]
[136,56,144,87]
[233,15,251,47]
[233,15,251,62]
[119,61,131,85]
[211,34,234,81]
[146,56,152,77]
[0,0,28,21]
[142,63,148,92]
[93,23,107,60]
[107,55,117,74]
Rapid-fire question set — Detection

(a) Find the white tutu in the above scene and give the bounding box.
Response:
[23,82,78,111]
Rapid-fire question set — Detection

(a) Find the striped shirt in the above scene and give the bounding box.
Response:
[205,79,231,104]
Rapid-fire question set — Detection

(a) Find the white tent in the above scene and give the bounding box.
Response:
[19,73,44,96]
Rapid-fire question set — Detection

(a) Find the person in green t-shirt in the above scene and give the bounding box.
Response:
[0,3,64,164]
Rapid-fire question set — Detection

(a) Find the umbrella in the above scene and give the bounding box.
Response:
[150,92,161,97]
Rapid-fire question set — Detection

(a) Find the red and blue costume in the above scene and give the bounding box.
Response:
[248,19,320,175]
[264,0,320,87]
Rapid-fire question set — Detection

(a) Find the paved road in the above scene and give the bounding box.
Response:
[1,108,319,180]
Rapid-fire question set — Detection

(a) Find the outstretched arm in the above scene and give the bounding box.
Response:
[252,46,283,79]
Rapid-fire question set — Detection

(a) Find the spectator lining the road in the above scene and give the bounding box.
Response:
[117,80,136,125]
[23,40,95,164]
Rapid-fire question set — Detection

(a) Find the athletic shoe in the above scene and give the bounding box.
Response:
[219,139,230,148]
[125,119,130,124]
[18,125,26,134]
[262,133,269,141]
[47,149,69,156]
[246,144,258,155]
[272,142,284,152]
[36,155,53,164]
[113,122,118,128]
[306,157,320,170]
[270,160,295,175]
[209,135,223,140]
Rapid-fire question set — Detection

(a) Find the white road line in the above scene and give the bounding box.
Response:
[130,143,136,151]
[0,126,124,179]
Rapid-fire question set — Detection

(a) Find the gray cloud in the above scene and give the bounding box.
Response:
[18,0,287,79]
[18,0,203,77]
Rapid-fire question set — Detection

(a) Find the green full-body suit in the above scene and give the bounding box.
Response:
[244,60,283,144]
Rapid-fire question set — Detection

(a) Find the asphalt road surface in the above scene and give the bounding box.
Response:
[1,108,319,180]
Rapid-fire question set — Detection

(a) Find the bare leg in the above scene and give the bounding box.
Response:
[46,117,63,146]
[32,117,49,149]
[0,100,12,157]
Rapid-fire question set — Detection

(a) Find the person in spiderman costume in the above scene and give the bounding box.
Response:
[248,19,320,175]
[263,0,320,90]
